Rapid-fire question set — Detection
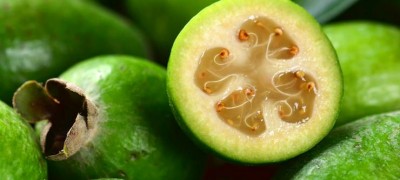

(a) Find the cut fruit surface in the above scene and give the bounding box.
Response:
[167,0,342,163]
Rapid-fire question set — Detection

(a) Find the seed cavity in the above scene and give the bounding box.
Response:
[237,17,298,59]
[194,16,318,136]
[195,47,237,95]
[215,87,266,136]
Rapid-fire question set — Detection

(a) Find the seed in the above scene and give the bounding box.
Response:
[219,48,230,59]
[244,88,255,96]
[250,124,259,131]
[289,45,299,55]
[216,101,225,112]
[238,29,249,41]
[274,27,283,36]
[306,82,315,92]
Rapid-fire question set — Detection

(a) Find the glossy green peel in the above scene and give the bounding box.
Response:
[14,56,205,179]
[167,0,342,163]
[0,101,47,179]
[324,21,400,126]
[276,111,400,179]
[0,0,150,105]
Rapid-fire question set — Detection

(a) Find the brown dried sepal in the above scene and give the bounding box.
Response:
[13,78,97,161]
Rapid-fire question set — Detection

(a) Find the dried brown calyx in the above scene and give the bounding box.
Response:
[194,16,318,136]
[13,78,97,160]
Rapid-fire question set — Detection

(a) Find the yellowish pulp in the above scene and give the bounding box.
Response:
[195,16,318,136]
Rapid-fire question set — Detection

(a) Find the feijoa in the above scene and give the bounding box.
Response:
[167,0,342,163]
[323,21,400,126]
[13,56,205,179]
[0,0,150,105]
[276,111,400,179]
[0,100,47,179]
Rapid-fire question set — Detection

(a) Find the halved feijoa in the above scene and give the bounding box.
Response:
[167,0,342,163]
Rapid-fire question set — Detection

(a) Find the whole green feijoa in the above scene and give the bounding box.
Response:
[13,55,206,179]
[275,111,400,179]
[0,101,47,179]
[323,21,400,126]
[0,0,150,105]
[125,0,216,64]
[167,0,342,164]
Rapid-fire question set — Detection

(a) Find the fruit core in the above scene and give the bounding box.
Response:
[194,16,318,136]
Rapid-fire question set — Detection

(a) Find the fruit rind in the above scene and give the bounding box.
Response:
[276,111,400,179]
[33,55,206,179]
[323,21,400,126]
[0,100,47,179]
[0,0,150,105]
[167,0,342,163]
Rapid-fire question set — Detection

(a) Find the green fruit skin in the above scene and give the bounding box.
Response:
[323,21,400,126]
[125,0,216,64]
[0,101,47,179]
[46,56,206,179]
[276,111,400,179]
[0,0,150,105]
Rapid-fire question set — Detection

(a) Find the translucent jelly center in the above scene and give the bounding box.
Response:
[194,16,318,136]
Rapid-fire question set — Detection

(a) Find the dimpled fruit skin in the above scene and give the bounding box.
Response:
[0,101,47,179]
[323,21,400,126]
[46,56,205,179]
[0,0,150,105]
[276,111,400,179]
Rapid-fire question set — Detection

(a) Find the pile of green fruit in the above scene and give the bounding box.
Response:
[0,0,398,179]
